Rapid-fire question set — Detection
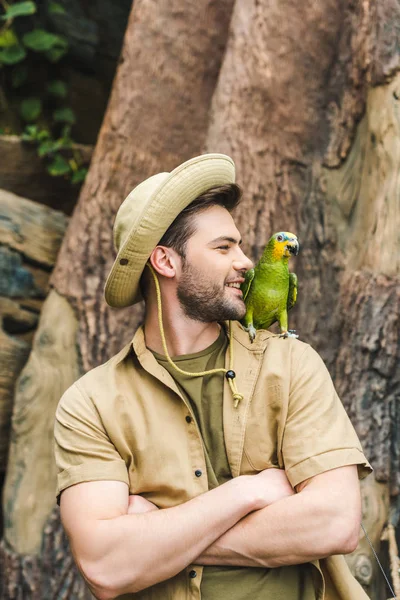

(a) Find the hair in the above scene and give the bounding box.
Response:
[140,183,242,298]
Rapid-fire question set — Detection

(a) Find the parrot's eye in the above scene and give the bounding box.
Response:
[277,234,284,242]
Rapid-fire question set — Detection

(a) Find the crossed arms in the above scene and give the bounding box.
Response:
[60,464,361,600]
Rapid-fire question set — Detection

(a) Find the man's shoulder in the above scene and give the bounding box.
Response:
[230,321,330,389]
[58,336,138,410]
[231,320,311,359]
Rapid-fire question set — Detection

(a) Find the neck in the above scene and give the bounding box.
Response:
[260,244,289,265]
[143,292,221,356]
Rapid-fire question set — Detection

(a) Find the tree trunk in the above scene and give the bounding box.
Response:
[1,1,399,599]
[0,190,68,536]
[1,0,236,596]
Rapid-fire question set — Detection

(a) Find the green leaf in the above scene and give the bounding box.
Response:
[0,44,26,64]
[22,29,67,52]
[44,44,67,62]
[21,123,38,140]
[1,1,36,19]
[71,168,87,184]
[48,2,66,14]
[47,154,70,176]
[36,128,50,141]
[53,106,75,124]
[11,64,27,87]
[19,97,41,121]
[0,29,18,48]
[47,79,67,97]
[38,139,59,156]
[60,124,71,138]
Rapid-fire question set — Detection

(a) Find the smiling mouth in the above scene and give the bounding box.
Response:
[225,283,243,297]
[226,282,241,289]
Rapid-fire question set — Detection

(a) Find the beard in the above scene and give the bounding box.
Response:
[177,261,246,323]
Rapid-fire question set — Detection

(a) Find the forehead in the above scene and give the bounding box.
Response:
[189,205,240,240]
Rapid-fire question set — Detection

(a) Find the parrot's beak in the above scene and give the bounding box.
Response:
[287,240,299,256]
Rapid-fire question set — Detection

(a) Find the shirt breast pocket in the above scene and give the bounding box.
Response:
[243,384,283,472]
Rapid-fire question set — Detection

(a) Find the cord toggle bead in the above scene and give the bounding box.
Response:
[225,370,236,380]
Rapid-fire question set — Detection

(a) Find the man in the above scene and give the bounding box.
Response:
[55,153,372,600]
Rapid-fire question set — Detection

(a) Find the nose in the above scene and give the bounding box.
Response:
[233,248,253,272]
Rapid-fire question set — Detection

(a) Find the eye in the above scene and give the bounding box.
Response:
[217,245,230,250]
[277,234,284,242]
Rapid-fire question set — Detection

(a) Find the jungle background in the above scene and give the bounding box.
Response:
[0,0,399,598]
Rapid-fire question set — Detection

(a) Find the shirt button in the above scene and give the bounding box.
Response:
[189,569,197,578]
[185,415,192,423]
[195,469,202,477]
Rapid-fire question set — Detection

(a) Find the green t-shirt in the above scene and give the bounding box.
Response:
[152,329,316,600]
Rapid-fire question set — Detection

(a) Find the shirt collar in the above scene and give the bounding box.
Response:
[115,321,276,368]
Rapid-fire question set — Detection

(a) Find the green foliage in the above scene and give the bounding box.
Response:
[1,1,36,20]
[19,96,41,121]
[47,153,70,176]
[71,167,87,184]
[22,124,87,183]
[0,44,26,64]
[47,79,67,97]
[22,29,67,52]
[22,124,51,141]
[0,29,18,46]
[0,0,88,184]
[11,63,27,87]
[53,106,75,124]
[45,44,67,62]
[48,3,66,15]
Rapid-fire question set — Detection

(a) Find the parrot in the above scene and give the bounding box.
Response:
[240,231,299,342]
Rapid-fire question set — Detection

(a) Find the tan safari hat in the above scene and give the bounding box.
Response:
[104,153,236,308]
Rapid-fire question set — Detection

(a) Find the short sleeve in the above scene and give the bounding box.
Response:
[54,382,129,501]
[283,345,372,488]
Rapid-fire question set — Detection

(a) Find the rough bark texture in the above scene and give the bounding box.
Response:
[346,477,390,593]
[3,290,79,555]
[0,509,90,600]
[0,191,68,480]
[1,0,399,598]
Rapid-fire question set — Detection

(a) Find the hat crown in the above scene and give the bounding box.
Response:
[113,172,169,251]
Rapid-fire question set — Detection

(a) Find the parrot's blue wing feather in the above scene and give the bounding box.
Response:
[287,272,298,311]
[241,268,255,301]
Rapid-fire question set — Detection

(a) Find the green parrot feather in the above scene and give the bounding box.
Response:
[240,231,299,342]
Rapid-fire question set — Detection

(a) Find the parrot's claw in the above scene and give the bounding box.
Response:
[280,329,299,339]
[243,324,257,343]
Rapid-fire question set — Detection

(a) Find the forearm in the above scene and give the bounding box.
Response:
[197,484,360,568]
[70,477,258,598]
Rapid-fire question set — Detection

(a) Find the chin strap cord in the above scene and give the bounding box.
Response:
[147,264,244,408]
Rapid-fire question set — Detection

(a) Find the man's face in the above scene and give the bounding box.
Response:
[176,205,253,322]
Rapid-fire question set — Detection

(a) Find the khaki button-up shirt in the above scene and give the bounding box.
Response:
[55,322,372,600]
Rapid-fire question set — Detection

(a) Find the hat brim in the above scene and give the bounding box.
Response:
[104,153,235,308]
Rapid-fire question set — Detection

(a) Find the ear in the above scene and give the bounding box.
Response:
[149,246,180,279]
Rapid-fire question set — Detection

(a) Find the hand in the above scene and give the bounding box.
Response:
[239,468,294,511]
[127,495,159,515]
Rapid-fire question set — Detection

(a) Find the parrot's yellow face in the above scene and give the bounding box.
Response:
[272,231,299,260]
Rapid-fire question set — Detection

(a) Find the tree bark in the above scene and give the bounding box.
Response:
[1,0,399,599]
[0,190,68,535]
